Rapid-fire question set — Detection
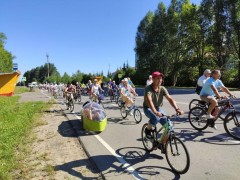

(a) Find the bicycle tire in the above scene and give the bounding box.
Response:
[141,123,155,152]
[188,107,208,131]
[120,106,128,119]
[78,94,82,103]
[219,104,234,120]
[224,111,240,140]
[165,135,190,174]
[99,102,105,109]
[69,99,74,112]
[189,99,201,110]
[118,98,123,107]
[134,109,142,123]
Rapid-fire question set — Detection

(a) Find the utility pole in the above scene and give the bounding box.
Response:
[46,53,49,78]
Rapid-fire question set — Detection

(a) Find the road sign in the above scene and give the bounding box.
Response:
[118,74,123,78]
[22,77,26,81]
[13,63,18,71]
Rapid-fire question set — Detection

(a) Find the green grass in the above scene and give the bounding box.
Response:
[0,96,49,179]
[14,86,29,94]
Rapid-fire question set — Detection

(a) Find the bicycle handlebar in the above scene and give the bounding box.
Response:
[163,113,180,119]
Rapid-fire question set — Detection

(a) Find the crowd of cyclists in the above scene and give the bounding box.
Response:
[35,69,240,174]
[37,76,137,106]
[37,69,238,142]
[38,68,237,132]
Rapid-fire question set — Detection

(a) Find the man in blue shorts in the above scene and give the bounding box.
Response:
[200,69,234,129]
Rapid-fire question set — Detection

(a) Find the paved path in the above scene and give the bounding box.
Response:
[38,88,240,180]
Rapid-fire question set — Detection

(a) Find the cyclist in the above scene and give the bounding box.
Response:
[64,83,76,109]
[120,78,138,115]
[146,75,153,86]
[128,77,135,89]
[144,71,183,143]
[91,79,104,102]
[86,80,92,97]
[200,69,235,129]
[109,80,118,99]
[195,69,211,94]
[108,79,114,98]
[76,82,81,92]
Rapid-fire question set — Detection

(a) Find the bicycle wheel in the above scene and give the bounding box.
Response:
[134,109,142,123]
[189,99,201,110]
[141,123,155,152]
[120,106,128,119]
[219,104,234,120]
[165,135,190,174]
[98,102,105,109]
[224,111,240,140]
[69,99,74,112]
[188,107,208,131]
[78,94,82,103]
[118,98,123,107]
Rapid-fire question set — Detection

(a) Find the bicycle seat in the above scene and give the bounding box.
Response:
[199,100,207,106]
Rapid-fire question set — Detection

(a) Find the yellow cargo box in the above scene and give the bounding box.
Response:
[0,71,21,96]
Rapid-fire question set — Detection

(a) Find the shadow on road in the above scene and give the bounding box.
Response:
[115,146,181,179]
[54,158,101,180]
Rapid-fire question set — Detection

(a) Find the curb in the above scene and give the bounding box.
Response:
[58,104,106,180]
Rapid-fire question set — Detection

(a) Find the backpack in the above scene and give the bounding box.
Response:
[195,85,202,95]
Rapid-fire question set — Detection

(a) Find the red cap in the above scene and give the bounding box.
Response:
[152,71,164,78]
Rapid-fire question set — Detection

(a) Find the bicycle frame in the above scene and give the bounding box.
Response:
[207,99,235,120]
[155,117,175,143]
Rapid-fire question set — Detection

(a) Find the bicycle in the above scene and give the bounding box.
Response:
[120,96,142,123]
[110,89,119,103]
[90,93,105,109]
[141,114,190,174]
[188,96,240,140]
[74,90,82,103]
[189,98,207,110]
[66,92,74,112]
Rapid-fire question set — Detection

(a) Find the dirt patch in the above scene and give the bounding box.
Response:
[17,104,101,179]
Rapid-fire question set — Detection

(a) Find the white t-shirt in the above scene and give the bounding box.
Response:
[146,79,153,86]
[121,84,133,97]
[92,84,100,95]
[197,75,209,87]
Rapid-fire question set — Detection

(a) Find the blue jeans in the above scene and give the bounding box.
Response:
[143,106,167,126]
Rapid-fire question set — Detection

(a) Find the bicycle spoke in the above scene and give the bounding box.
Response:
[188,107,208,131]
[165,136,190,174]
[224,112,240,140]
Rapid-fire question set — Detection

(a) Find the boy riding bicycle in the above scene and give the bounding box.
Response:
[200,69,235,129]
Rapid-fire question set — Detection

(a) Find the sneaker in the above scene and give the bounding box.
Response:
[157,143,166,154]
[125,107,129,111]
[145,128,153,139]
[208,119,218,130]
[206,114,215,119]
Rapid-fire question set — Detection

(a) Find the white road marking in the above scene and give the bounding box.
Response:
[74,113,143,180]
[94,134,144,180]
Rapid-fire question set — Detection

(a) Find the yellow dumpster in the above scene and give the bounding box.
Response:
[0,71,21,96]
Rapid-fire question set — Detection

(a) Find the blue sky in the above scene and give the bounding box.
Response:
[1,0,200,79]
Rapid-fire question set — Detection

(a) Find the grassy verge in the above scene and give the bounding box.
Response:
[0,96,50,179]
[14,86,29,94]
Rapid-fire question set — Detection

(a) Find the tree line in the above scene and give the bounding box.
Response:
[0,33,14,73]
[21,63,110,85]
[134,0,240,87]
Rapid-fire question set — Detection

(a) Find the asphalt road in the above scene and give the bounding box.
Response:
[42,88,240,180]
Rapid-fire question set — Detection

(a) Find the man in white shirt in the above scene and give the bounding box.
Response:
[195,69,211,94]
[146,75,153,86]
